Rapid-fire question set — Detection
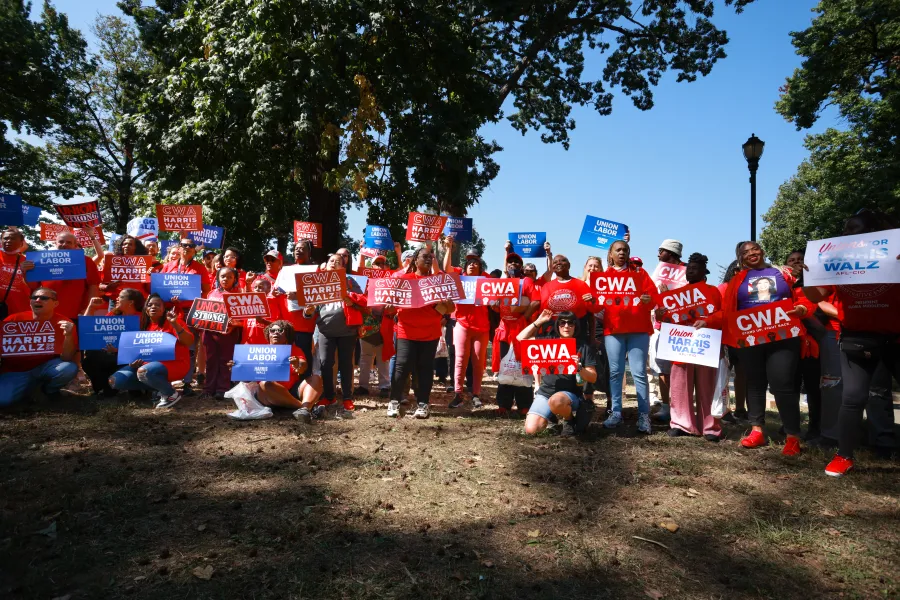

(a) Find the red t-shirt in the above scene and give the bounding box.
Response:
[450,266,490,332]
[496,277,541,342]
[396,273,443,341]
[278,294,317,334]
[831,283,900,335]
[540,277,596,318]
[241,296,284,344]
[274,344,307,389]
[42,255,101,320]
[1,311,76,373]
[599,267,660,336]
[146,316,191,382]
[0,251,33,316]
[162,260,211,310]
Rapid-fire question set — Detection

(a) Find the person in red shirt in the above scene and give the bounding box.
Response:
[600,240,660,433]
[202,267,243,400]
[278,244,317,381]
[386,247,454,419]
[660,253,723,441]
[108,293,195,409]
[539,254,602,341]
[803,209,900,477]
[100,234,151,306]
[37,230,102,320]
[258,249,283,289]
[81,288,145,397]
[442,237,490,409]
[0,228,37,317]
[0,287,79,405]
[241,277,283,345]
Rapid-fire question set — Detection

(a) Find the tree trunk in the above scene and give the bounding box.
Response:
[116,152,135,233]
[304,147,341,263]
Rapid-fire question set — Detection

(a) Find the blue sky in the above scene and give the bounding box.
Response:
[33,1,834,274]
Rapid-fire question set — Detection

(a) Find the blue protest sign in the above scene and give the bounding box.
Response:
[159,239,177,258]
[577,215,627,250]
[150,273,203,302]
[456,276,478,305]
[189,225,225,249]
[364,225,393,251]
[231,344,291,382]
[348,274,368,293]
[0,194,24,226]
[443,217,473,243]
[117,330,177,364]
[510,232,546,258]
[77,315,141,350]
[24,250,87,282]
[21,203,41,227]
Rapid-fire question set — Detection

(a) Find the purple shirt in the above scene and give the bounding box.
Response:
[737,267,790,311]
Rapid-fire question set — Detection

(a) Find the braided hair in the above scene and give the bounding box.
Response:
[686,252,710,274]
[405,247,428,274]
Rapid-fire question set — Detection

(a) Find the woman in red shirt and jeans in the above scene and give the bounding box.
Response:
[386,248,455,419]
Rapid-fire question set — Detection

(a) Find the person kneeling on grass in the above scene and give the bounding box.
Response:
[517,309,598,436]
[229,320,323,423]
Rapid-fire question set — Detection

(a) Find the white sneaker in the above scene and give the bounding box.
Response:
[637,413,652,434]
[386,400,400,417]
[413,402,430,419]
[155,391,183,409]
[603,411,623,428]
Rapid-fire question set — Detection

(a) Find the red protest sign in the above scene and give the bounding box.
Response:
[723,299,805,348]
[367,276,417,307]
[295,268,347,306]
[103,255,152,283]
[361,267,393,279]
[1,320,63,357]
[54,200,102,228]
[651,262,687,290]
[405,212,448,242]
[223,291,271,320]
[520,339,579,375]
[418,273,465,305]
[186,298,229,332]
[475,277,520,305]
[590,272,641,307]
[156,204,203,232]
[658,283,719,325]
[293,221,323,248]
[40,223,105,248]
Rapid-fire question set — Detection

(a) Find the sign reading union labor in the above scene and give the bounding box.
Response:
[295,269,347,306]
[405,212,448,242]
[156,204,203,231]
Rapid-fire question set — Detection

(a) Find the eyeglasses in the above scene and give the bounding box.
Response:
[268,327,285,335]
[557,320,576,327]
[31,295,55,301]
[180,243,196,249]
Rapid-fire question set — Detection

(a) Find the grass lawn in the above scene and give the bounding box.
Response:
[1,381,897,599]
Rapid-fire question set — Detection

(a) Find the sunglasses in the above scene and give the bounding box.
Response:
[268,327,286,335]
[557,319,576,327]
[31,295,55,301]
[181,243,196,249]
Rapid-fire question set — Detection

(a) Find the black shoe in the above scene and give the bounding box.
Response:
[803,428,821,442]
[733,409,748,422]
[573,399,595,434]
[704,434,721,443]
[44,391,63,402]
[181,384,197,397]
[445,385,454,393]
[378,388,390,398]
[668,428,690,438]
[560,421,576,437]
[196,374,205,386]
[449,394,464,409]
[215,393,226,401]
[720,412,738,424]
[353,386,370,396]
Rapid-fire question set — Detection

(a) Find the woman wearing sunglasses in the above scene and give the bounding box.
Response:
[517,309,598,436]
[108,293,195,409]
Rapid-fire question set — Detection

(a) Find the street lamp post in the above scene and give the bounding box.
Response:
[742,134,765,241]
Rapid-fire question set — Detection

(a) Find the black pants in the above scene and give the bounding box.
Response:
[495,341,534,412]
[293,331,314,381]
[82,350,119,394]
[838,339,900,458]
[391,338,439,405]
[796,356,822,436]
[736,337,801,435]
[318,334,356,401]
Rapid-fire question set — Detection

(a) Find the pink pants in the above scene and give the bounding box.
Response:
[453,325,488,395]
[670,362,721,436]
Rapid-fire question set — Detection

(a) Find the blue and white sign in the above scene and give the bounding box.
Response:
[78,315,140,350]
[510,232,546,258]
[456,275,478,305]
[443,217,473,243]
[189,225,225,249]
[159,239,178,258]
[656,323,721,368]
[0,194,24,226]
[364,225,393,251]
[150,273,202,302]
[127,216,159,242]
[803,228,900,286]
[21,203,41,227]
[24,250,87,282]
[117,330,177,364]
[577,215,627,250]
[231,344,291,382]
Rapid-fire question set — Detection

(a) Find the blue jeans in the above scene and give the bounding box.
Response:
[110,362,176,396]
[0,359,79,406]
[605,333,650,415]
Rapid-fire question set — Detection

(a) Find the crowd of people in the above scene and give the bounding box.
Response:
[0,207,897,479]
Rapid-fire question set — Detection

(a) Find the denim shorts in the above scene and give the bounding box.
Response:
[528,391,581,421]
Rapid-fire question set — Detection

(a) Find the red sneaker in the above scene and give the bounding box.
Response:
[315,398,333,407]
[825,455,854,477]
[782,435,802,457]
[740,430,766,449]
[343,399,355,411]
[496,407,508,417]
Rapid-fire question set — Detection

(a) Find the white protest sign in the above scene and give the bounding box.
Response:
[803,228,900,286]
[656,323,721,368]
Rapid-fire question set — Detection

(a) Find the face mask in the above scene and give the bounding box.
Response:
[507,265,523,278]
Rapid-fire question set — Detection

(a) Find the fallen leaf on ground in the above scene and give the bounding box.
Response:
[685,488,700,498]
[645,589,665,599]
[826,528,841,536]
[192,566,214,580]
[527,529,541,538]
[658,521,679,533]
[821,509,837,517]
[481,560,494,568]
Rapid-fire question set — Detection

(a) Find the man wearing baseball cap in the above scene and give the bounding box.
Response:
[650,238,685,423]
[261,250,283,287]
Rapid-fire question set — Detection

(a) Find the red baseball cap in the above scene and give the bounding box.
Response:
[264,250,283,261]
